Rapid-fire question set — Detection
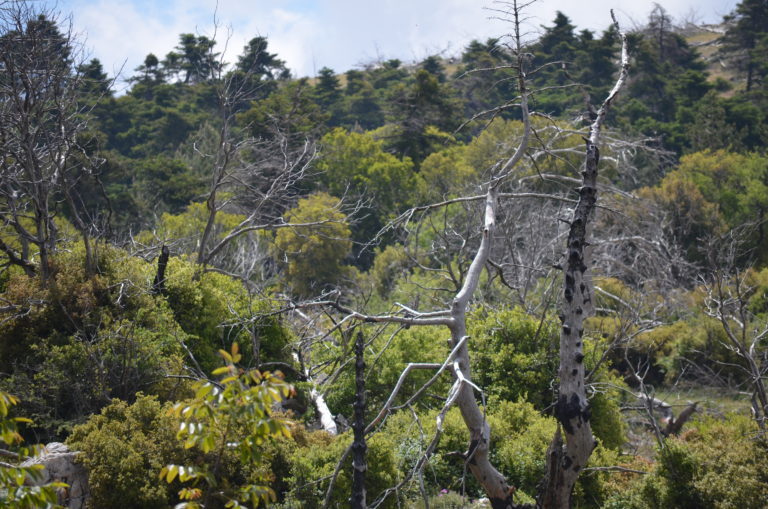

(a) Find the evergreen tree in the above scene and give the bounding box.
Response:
[238,78,328,142]
[313,67,343,125]
[613,6,711,153]
[722,0,768,91]
[420,55,446,82]
[163,33,221,84]
[385,68,463,161]
[455,38,516,119]
[77,58,111,97]
[225,36,289,110]
[132,53,164,85]
[369,59,408,90]
[236,36,289,80]
[340,70,383,130]
[530,12,580,115]
[536,11,578,65]
[345,69,366,95]
[574,25,620,107]
[530,13,621,118]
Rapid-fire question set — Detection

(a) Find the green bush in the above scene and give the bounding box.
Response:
[468,307,559,410]
[69,364,295,509]
[0,244,187,439]
[160,344,293,508]
[372,398,625,506]
[273,192,354,297]
[586,368,628,451]
[412,490,474,508]
[489,400,557,499]
[0,391,63,508]
[606,414,768,509]
[469,307,627,450]
[358,400,553,503]
[67,394,187,509]
[323,325,451,416]
[162,257,292,373]
[280,429,399,508]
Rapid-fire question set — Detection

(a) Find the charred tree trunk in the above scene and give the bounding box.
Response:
[152,245,170,295]
[539,13,629,509]
[350,330,367,509]
[540,139,600,509]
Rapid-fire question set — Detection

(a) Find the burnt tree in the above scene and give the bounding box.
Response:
[539,11,630,509]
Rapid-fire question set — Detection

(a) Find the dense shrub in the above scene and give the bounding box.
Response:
[273,192,354,297]
[469,307,559,410]
[605,414,768,508]
[469,307,627,450]
[0,245,187,438]
[162,257,292,373]
[323,324,451,416]
[277,428,399,508]
[67,395,187,509]
[160,344,293,508]
[0,243,293,439]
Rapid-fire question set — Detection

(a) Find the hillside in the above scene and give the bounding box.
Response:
[1,0,767,508]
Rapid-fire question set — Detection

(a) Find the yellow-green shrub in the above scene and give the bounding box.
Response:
[605,414,768,509]
[67,395,188,509]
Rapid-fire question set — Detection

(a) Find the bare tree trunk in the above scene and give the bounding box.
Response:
[197,186,220,266]
[446,189,525,509]
[350,330,367,509]
[36,209,55,284]
[540,13,629,509]
[61,183,97,277]
[705,260,768,432]
[298,7,630,507]
[0,2,93,285]
[315,189,524,508]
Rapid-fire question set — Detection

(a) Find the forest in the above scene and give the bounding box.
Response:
[1,0,767,507]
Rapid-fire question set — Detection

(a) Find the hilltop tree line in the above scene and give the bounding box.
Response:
[1,0,768,508]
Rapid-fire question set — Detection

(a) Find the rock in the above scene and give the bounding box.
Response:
[21,443,88,509]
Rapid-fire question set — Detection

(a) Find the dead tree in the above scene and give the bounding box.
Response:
[702,228,768,432]
[539,11,630,508]
[350,330,367,509]
[285,5,631,507]
[174,28,320,274]
[151,245,170,295]
[312,187,521,508]
[297,5,533,504]
[0,2,96,282]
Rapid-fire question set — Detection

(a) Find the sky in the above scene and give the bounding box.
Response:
[52,0,737,92]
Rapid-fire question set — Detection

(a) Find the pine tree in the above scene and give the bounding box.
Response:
[722,0,768,91]
[163,34,221,84]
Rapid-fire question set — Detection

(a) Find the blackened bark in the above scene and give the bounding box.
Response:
[152,245,170,295]
[539,140,600,509]
[539,13,629,509]
[350,330,367,509]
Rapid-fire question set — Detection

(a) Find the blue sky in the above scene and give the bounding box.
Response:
[53,0,737,91]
